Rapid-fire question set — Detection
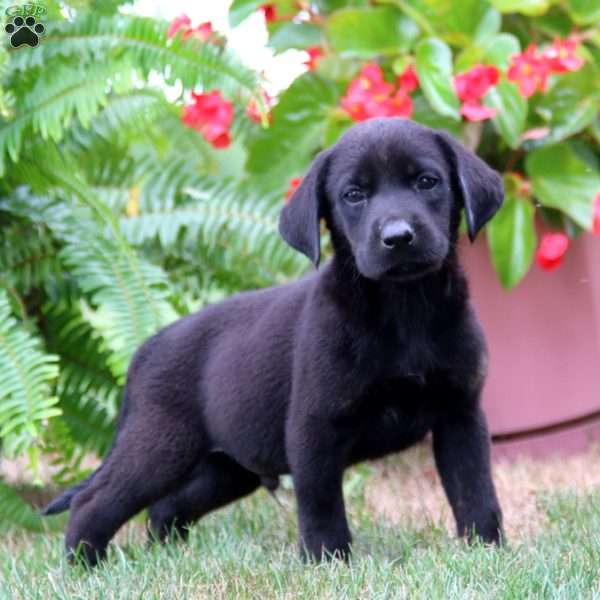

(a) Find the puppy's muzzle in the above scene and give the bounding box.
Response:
[380,219,415,249]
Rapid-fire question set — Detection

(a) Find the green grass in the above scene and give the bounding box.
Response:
[2,472,600,600]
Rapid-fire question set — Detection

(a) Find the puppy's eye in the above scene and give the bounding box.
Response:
[343,188,366,204]
[416,174,439,190]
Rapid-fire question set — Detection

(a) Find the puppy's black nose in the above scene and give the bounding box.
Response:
[380,219,415,249]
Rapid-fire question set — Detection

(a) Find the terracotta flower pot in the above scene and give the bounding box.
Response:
[460,234,600,458]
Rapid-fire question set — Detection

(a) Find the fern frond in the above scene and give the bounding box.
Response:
[69,88,169,149]
[58,391,115,457]
[0,480,47,532]
[120,179,309,286]
[1,187,178,380]
[0,220,61,295]
[60,227,177,379]
[42,301,120,417]
[0,289,60,457]
[10,14,259,97]
[133,151,207,212]
[0,59,135,175]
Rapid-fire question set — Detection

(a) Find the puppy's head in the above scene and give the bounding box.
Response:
[279,118,503,282]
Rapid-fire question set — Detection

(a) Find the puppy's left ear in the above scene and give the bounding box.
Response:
[436,131,504,242]
[279,149,330,266]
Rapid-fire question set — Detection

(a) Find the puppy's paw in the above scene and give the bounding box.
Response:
[300,537,352,563]
[66,540,106,568]
[461,509,504,546]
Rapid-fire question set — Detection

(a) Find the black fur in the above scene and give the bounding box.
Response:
[45,118,504,566]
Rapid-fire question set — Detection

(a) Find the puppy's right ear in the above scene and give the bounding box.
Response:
[278,149,330,267]
[435,131,504,242]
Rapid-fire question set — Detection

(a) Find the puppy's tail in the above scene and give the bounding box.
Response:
[41,471,98,516]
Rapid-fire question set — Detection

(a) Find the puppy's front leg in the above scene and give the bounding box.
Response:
[433,404,503,544]
[287,420,351,561]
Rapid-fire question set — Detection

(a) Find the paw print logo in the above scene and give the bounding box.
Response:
[5,15,45,48]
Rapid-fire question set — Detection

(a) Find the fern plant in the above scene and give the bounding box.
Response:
[0,0,310,525]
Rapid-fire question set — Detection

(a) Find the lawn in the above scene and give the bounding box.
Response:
[2,449,600,600]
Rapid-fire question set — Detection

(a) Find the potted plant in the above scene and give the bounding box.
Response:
[230,0,600,452]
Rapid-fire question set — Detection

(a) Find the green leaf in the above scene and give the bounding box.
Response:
[487,195,536,289]
[542,97,599,146]
[526,143,600,229]
[534,67,600,145]
[483,33,521,70]
[473,7,502,45]
[444,2,500,45]
[229,0,264,27]
[316,0,369,11]
[411,95,462,134]
[486,80,528,149]
[415,38,460,119]
[489,0,550,16]
[535,8,574,37]
[268,23,322,52]
[326,6,419,58]
[566,0,600,25]
[246,73,339,184]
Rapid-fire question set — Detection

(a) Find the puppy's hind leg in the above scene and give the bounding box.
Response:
[65,410,207,566]
[148,453,261,543]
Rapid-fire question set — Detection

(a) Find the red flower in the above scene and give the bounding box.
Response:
[341,63,414,122]
[181,91,234,149]
[168,15,214,43]
[167,14,191,39]
[246,90,272,124]
[304,46,323,71]
[261,4,278,22]
[593,193,600,235]
[454,65,499,103]
[535,233,570,271]
[397,65,419,93]
[285,177,302,202]
[184,21,214,42]
[507,45,550,98]
[453,65,499,122]
[460,101,497,122]
[543,37,584,74]
[381,89,413,118]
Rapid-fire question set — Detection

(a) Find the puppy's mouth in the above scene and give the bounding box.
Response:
[382,261,439,282]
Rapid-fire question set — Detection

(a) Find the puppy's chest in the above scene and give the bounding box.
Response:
[353,318,443,382]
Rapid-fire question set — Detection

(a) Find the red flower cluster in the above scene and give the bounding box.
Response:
[341,64,417,122]
[304,46,323,71]
[536,232,570,271]
[453,65,499,122]
[285,177,302,202]
[246,90,273,124]
[167,14,214,42]
[508,37,584,98]
[542,37,584,73]
[181,91,234,149]
[593,193,600,235]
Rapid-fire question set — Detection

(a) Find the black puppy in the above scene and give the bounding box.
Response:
[44,118,504,565]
